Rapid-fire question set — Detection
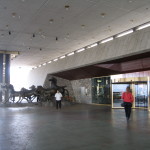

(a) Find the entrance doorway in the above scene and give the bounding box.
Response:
[135,82,148,108]
[112,77,149,109]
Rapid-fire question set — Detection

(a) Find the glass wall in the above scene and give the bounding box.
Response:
[111,77,149,109]
[135,82,148,108]
[92,77,111,104]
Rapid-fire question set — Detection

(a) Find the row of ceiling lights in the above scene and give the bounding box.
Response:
[32,21,150,70]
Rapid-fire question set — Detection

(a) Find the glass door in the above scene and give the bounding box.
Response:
[111,77,149,109]
[134,82,148,108]
[92,77,111,104]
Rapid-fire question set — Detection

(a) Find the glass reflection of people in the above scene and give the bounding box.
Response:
[121,86,134,121]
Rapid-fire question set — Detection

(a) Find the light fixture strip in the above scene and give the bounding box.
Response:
[136,23,150,30]
[53,58,58,61]
[116,29,133,38]
[60,55,66,59]
[76,48,85,53]
[100,37,113,44]
[67,52,74,56]
[48,61,52,63]
[43,63,46,66]
[87,43,98,48]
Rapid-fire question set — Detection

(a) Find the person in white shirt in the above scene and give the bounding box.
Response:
[55,90,63,109]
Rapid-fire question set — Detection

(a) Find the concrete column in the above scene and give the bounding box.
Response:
[0,54,10,103]
[0,54,3,102]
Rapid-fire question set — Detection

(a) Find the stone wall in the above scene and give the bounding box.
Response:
[43,75,92,104]
[71,78,92,104]
[43,74,74,98]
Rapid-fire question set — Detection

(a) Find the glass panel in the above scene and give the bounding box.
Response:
[135,83,148,108]
[112,84,130,108]
[92,77,111,104]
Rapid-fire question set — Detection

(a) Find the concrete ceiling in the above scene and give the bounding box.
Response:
[1,0,150,68]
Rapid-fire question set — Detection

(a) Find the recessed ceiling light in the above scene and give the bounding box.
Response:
[60,55,66,59]
[76,48,85,53]
[65,5,70,10]
[12,12,17,18]
[67,52,74,56]
[48,61,52,63]
[101,13,106,18]
[116,29,133,38]
[81,25,85,28]
[38,65,42,67]
[49,19,54,24]
[136,22,150,30]
[87,43,98,49]
[100,37,113,44]
[53,58,58,61]
[43,63,46,66]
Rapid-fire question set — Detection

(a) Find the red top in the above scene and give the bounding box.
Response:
[121,92,134,103]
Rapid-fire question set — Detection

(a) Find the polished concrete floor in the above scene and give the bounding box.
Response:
[0,104,150,150]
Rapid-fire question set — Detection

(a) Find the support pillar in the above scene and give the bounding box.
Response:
[0,54,10,103]
[0,54,3,102]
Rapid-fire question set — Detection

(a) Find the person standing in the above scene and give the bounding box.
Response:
[121,86,134,121]
[55,90,62,109]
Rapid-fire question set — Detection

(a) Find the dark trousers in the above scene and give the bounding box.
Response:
[124,102,132,120]
[56,100,61,109]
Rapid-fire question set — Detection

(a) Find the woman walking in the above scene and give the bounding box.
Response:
[121,86,134,121]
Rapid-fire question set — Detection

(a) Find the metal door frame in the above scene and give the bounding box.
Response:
[111,77,149,109]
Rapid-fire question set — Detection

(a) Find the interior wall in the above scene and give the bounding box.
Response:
[43,75,92,104]
[71,78,92,104]
[43,74,74,97]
